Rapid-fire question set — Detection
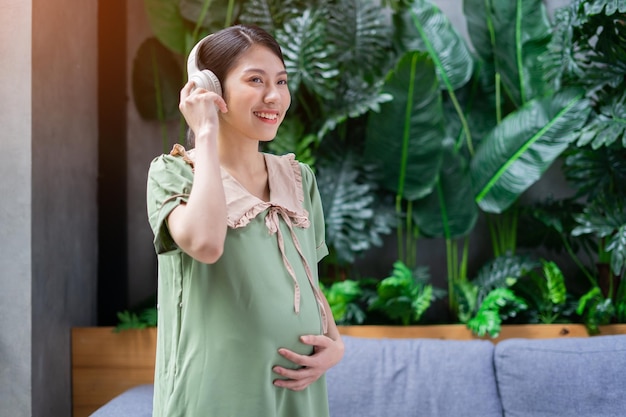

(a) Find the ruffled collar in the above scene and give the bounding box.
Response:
[170,144,309,229]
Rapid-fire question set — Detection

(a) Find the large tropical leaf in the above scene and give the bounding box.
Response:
[364,51,444,200]
[318,77,393,139]
[464,0,552,106]
[326,0,393,79]
[473,254,539,299]
[394,0,474,92]
[179,0,239,33]
[471,88,591,213]
[239,0,304,33]
[576,90,626,149]
[541,0,626,94]
[276,9,339,100]
[316,150,393,265]
[143,0,189,54]
[572,199,626,275]
[563,146,626,200]
[412,140,478,238]
[131,37,183,121]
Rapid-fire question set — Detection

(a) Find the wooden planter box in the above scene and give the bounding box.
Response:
[71,327,157,417]
[337,323,626,342]
[71,324,626,417]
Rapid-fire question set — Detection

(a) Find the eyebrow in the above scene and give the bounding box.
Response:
[243,68,288,77]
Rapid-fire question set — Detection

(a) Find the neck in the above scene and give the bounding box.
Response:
[218,137,264,175]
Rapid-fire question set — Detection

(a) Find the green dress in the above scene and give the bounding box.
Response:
[146,145,330,417]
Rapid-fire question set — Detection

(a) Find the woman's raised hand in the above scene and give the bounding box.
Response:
[178,81,228,140]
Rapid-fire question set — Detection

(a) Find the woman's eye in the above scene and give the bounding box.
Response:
[250,77,262,83]
[278,80,288,85]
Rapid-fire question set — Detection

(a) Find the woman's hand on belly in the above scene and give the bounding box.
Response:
[272,334,345,391]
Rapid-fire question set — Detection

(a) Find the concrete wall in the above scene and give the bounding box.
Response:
[0,0,98,415]
[0,1,34,415]
[126,0,177,309]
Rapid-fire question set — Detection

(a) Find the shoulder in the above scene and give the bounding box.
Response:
[148,145,195,179]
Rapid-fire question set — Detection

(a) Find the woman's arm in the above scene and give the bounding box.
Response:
[167,81,229,264]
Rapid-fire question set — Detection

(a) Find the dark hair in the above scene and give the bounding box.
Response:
[197,24,285,89]
[186,24,285,147]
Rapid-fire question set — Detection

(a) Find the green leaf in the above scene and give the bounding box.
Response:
[267,118,317,167]
[413,141,478,238]
[370,261,434,325]
[114,310,147,332]
[542,260,567,305]
[365,51,445,200]
[323,280,363,322]
[327,0,393,79]
[606,225,626,275]
[563,146,626,200]
[473,254,539,299]
[412,284,433,322]
[239,0,303,33]
[394,0,474,91]
[143,0,189,54]
[467,309,501,338]
[131,38,183,121]
[468,288,527,337]
[472,88,591,213]
[576,90,626,149]
[455,281,479,324]
[464,0,552,106]
[179,0,238,33]
[276,9,340,100]
[577,286,614,334]
[316,150,393,264]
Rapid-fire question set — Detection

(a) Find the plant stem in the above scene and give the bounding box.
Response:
[224,0,235,27]
[150,45,169,153]
[562,237,597,286]
[192,0,213,44]
[396,195,404,263]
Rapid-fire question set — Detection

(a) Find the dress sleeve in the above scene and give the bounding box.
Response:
[146,154,194,255]
[300,163,329,262]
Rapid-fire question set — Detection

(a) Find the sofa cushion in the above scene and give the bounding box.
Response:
[90,384,153,417]
[327,336,502,417]
[495,335,626,417]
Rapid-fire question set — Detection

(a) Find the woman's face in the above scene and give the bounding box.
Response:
[219,44,291,143]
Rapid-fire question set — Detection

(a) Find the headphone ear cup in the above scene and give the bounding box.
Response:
[189,69,222,97]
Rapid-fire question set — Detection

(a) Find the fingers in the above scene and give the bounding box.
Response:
[179,82,227,113]
[272,365,319,391]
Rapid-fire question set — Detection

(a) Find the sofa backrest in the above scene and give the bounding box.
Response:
[494,335,626,417]
[327,336,503,417]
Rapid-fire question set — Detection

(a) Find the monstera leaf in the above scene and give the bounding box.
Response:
[471,88,591,213]
[365,51,444,201]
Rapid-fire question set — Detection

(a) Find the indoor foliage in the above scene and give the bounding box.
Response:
[123,0,626,337]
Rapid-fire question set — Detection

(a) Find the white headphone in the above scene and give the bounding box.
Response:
[187,35,223,96]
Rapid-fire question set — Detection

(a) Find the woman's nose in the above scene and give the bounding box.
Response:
[264,84,280,103]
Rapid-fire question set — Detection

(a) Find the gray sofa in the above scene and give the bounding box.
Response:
[91,334,626,417]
